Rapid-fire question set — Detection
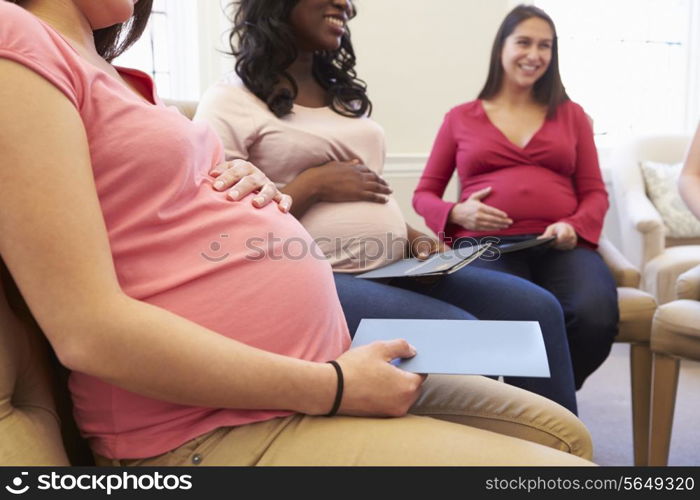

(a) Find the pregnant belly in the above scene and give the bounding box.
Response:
[463,166,578,222]
[300,197,408,272]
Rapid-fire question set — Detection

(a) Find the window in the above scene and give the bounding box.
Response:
[113,0,201,100]
[534,0,695,144]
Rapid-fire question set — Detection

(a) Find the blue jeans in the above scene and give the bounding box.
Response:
[333,263,578,415]
[461,235,619,390]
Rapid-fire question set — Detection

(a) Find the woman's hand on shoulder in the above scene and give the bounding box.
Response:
[449,187,512,231]
[539,221,578,250]
[332,340,425,417]
[311,159,393,204]
[210,159,292,212]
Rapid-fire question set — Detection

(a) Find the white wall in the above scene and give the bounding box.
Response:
[197,0,235,93]
[351,0,511,155]
[350,1,513,233]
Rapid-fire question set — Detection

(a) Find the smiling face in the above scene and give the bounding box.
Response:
[288,0,354,52]
[500,17,554,91]
[73,0,138,29]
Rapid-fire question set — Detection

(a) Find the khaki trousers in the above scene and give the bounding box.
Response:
[96,375,594,466]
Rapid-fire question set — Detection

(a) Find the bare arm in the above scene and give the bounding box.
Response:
[278,166,323,218]
[0,60,421,418]
[281,160,392,219]
[680,124,700,219]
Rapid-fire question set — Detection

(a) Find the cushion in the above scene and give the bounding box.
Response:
[651,300,700,361]
[640,161,700,238]
[615,287,656,343]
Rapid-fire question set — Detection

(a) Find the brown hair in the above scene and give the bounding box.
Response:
[9,0,154,61]
[478,4,568,117]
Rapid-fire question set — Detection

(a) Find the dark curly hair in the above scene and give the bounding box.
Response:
[8,0,154,62]
[229,0,372,118]
[478,4,568,117]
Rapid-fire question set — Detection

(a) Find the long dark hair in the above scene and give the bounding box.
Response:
[9,0,153,62]
[229,0,372,118]
[478,4,568,117]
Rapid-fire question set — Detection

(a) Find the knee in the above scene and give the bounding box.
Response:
[415,375,592,460]
[441,305,476,321]
[515,285,565,325]
[567,297,619,343]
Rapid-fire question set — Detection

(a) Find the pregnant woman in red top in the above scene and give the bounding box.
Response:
[413,5,618,390]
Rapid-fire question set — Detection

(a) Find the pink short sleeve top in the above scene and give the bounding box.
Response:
[0,3,350,460]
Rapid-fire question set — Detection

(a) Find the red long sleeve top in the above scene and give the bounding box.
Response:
[412,99,609,248]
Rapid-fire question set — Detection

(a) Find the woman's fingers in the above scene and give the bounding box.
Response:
[363,180,393,195]
[378,339,418,362]
[213,160,254,191]
[357,166,389,185]
[538,225,556,240]
[250,182,279,208]
[542,223,578,250]
[209,160,290,212]
[467,186,493,201]
[361,190,390,203]
[361,171,391,188]
[273,192,293,213]
[475,212,512,227]
[209,161,233,178]
[410,235,443,260]
[480,204,511,221]
[225,173,265,200]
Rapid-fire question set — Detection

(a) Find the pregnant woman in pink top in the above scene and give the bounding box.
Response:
[0,0,592,465]
[196,0,580,414]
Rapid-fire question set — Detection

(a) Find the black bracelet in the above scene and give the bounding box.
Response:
[325,360,344,417]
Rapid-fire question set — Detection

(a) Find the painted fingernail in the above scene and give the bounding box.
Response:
[254,196,264,205]
[228,189,240,200]
[214,181,224,190]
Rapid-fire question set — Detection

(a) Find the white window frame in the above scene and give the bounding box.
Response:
[196,0,234,98]
[115,0,232,101]
[526,0,700,143]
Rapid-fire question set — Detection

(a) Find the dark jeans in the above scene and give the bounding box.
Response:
[333,262,578,415]
[461,235,619,390]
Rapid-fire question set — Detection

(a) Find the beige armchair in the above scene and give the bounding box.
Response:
[598,238,657,465]
[0,263,92,465]
[610,135,700,304]
[649,264,700,465]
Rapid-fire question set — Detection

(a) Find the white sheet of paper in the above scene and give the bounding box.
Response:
[351,319,550,377]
